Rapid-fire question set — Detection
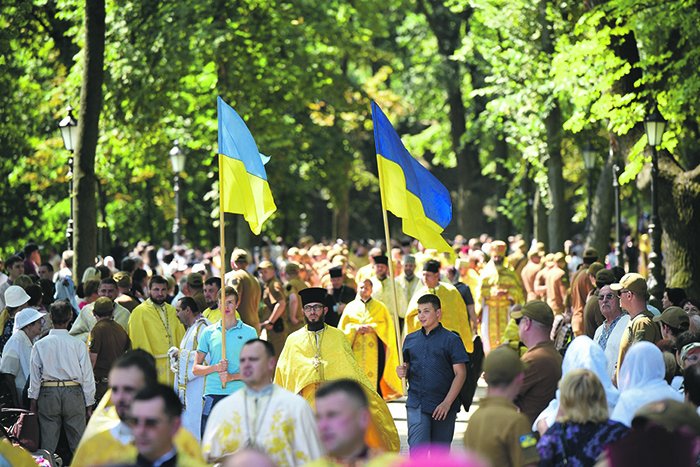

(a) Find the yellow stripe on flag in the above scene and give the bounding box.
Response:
[221,156,276,235]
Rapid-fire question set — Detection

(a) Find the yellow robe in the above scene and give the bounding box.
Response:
[72,427,205,466]
[127,299,185,386]
[475,261,525,351]
[338,298,403,401]
[73,391,204,466]
[274,325,400,452]
[0,441,37,467]
[304,451,401,467]
[461,269,481,313]
[404,282,474,353]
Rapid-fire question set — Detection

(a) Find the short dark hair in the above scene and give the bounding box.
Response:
[217,286,239,303]
[148,275,169,289]
[5,255,22,270]
[204,277,222,288]
[120,257,136,274]
[133,384,182,419]
[676,331,700,353]
[684,364,700,407]
[178,296,199,315]
[100,277,118,289]
[24,243,39,256]
[39,262,54,273]
[316,379,368,409]
[50,299,73,325]
[113,350,158,388]
[663,322,689,338]
[96,265,111,279]
[26,284,43,307]
[416,294,441,310]
[242,338,275,358]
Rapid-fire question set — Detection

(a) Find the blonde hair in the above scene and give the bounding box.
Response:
[559,369,609,424]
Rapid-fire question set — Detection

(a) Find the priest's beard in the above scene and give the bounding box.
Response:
[305,314,325,332]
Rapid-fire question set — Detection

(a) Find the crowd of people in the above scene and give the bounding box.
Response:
[0,233,700,466]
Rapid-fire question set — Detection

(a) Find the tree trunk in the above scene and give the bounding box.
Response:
[540,0,567,253]
[585,144,615,255]
[73,0,105,280]
[658,152,700,298]
[534,188,549,251]
[336,184,350,241]
[417,0,487,238]
[522,162,534,247]
[544,100,567,253]
[494,135,511,240]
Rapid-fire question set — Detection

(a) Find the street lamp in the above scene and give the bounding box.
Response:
[611,143,623,268]
[582,140,596,231]
[58,106,78,250]
[169,140,187,247]
[643,104,666,306]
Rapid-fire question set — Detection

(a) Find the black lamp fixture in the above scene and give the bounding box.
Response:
[169,140,187,247]
[642,103,666,306]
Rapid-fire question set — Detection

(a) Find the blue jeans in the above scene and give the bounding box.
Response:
[406,404,457,456]
[200,394,228,438]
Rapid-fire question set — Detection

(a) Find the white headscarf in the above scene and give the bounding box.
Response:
[610,341,683,426]
[54,277,80,312]
[533,335,619,430]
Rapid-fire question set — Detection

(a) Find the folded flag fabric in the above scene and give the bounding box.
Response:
[371,102,453,253]
[217,96,276,235]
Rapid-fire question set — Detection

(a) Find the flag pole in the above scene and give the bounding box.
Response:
[219,154,227,389]
[376,154,407,395]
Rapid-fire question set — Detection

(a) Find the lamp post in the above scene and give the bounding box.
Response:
[169,140,187,247]
[612,143,623,268]
[58,106,78,251]
[582,140,596,231]
[643,104,666,305]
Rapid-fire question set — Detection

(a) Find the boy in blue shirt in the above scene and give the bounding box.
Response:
[397,293,468,455]
[193,286,257,437]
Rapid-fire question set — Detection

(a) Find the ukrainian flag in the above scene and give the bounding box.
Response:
[217,96,276,235]
[372,102,452,253]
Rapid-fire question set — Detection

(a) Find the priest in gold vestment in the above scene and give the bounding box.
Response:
[475,240,524,353]
[128,276,186,386]
[274,287,400,453]
[338,279,402,401]
[404,260,475,353]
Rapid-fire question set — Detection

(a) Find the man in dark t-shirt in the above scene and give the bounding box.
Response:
[88,297,130,404]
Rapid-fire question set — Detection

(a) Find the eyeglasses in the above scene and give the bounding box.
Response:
[598,293,616,301]
[125,416,165,429]
[620,289,634,296]
[303,304,324,312]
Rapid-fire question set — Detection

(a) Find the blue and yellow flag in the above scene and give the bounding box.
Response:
[217,96,276,235]
[372,102,452,253]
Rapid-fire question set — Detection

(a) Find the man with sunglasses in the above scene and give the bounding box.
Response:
[593,284,631,380]
[71,350,203,466]
[129,384,205,467]
[611,273,662,384]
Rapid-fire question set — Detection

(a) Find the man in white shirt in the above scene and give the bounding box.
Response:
[29,299,96,456]
[202,339,324,466]
[171,296,211,441]
[593,284,630,380]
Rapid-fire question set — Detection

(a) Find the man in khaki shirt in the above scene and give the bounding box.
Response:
[224,249,261,335]
[612,273,662,383]
[464,345,539,467]
[512,300,562,423]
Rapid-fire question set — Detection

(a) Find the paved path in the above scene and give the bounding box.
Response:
[387,379,488,455]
